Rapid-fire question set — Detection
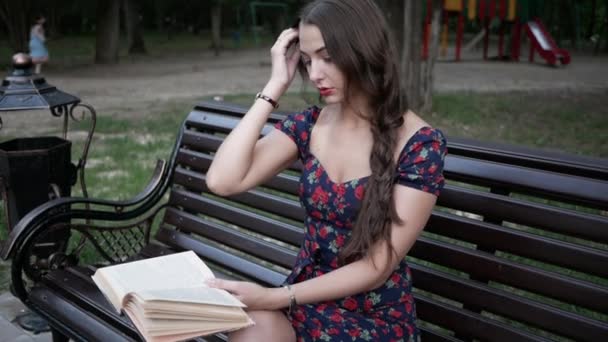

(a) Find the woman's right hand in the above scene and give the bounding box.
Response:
[267,28,301,95]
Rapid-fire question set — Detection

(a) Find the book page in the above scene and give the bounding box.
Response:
[92,251,215,312]
[124,303,253,341]
[142,304,245,319]
[135,287,246,307]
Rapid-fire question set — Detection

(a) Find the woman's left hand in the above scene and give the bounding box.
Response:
[206,279,274,310]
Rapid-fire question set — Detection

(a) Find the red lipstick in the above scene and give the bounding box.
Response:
[319,88,335,96]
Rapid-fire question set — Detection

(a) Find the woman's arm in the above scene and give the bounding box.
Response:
[206,28,301,196]
[208,185,437,310]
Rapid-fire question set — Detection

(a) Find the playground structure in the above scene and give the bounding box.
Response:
[425,0,571,66]
[525,18,571,65]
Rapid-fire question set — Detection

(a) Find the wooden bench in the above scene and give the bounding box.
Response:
[2,101,607,342]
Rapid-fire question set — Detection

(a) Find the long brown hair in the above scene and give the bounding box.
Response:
[298,0,406,265]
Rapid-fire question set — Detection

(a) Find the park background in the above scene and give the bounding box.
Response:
[0,1,606,341]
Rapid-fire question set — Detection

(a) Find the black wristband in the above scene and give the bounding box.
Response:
[255,92,279,109]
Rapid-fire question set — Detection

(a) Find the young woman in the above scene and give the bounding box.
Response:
[206,0,447,341]
[29,15,49,74]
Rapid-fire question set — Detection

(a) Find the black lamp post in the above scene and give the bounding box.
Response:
[0,53,96,232]
[0,53,97,333]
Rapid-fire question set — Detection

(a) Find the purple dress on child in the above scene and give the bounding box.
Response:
[274,106,447,342]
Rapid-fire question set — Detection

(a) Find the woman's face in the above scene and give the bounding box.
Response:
[37,17,46,25]
[298,23,347,105]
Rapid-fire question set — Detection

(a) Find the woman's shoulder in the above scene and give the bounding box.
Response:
[274,105,321,141]
[397,111,446,159]
[298,105,322,122]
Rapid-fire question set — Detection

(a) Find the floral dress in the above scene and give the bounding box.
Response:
[274,106,447,342]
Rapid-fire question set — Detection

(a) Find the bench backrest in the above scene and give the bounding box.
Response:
[157,102,608,342]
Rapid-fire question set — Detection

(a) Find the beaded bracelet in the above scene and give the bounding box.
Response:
[255,92,279,109]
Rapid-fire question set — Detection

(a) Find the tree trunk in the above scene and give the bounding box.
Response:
[95,0,120,64]
[211,4,222,56]
[122,0,146,54]
[0,0,33,53]
[154,0,164,32]
[401,1,424,113]
[587,0,597,39]
[420,0,442,115]
[379,0,405,56]
[398,0,441,115]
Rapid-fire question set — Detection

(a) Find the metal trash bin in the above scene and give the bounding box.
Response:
[0,136,76,231]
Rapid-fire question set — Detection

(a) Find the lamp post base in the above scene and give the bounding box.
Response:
[15,311,50,334]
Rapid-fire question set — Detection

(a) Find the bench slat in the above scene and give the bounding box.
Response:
[418,328,462,342]
[172,168,306,222]
[411,238,608,313]
[181,131,223,154]
[426,211,608,278]
[176,148,302,195]
[163,207,297,268]
[415,296,552,342]
[446,136,608,180]
[445,155,608,209]
[411,264,608,341]
[168,188,302,245]
[439,185,608,244]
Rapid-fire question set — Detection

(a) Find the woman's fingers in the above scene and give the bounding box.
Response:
[273,29,299,52]
[277,28,297,41]
[206,278,238,292]
[268,27,300,90]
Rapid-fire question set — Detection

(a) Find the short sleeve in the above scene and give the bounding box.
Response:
[395,128,447,196]
[273,106,319,161]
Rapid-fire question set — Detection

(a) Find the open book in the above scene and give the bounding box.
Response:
[92,251,253,342]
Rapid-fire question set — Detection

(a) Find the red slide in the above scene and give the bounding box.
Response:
[525,18,571,66]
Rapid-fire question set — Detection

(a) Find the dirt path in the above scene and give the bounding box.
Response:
[49,48,608,111]
[1,48,607,135]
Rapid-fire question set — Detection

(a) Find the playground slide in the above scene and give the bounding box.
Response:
[525,19,571,66]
